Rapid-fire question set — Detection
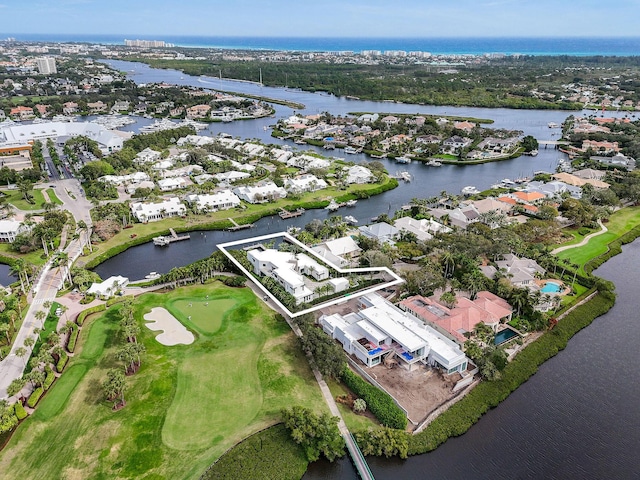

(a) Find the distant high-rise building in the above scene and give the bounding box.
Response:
[124,39,172,48]
[36,57,57,74]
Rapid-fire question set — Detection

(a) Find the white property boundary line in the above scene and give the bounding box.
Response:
[217,231,404,318]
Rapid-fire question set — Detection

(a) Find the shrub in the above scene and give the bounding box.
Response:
[27,387,44,408]
[223,275,246,287]
[13,402,28,420]
[43,370,55,391]
[67,327,79,353]
[56,352,69,373]
[76,304,107,326]
[106,295,134,307]
[341,367,407,430]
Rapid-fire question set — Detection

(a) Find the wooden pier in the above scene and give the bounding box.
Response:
[153,228,190,246]
[227,217,254,231]
[279,208,305,219]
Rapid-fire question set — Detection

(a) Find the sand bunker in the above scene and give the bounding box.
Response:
[144,307,194,346]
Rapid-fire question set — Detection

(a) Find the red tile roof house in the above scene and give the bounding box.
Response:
[10,106,34,120]
[399,291,513,346]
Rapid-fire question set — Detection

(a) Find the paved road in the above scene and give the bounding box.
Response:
[0,178,92,400]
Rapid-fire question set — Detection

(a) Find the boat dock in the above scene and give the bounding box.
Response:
[153,228,190,246]
[279,208,305,219]
[227,217,254,231]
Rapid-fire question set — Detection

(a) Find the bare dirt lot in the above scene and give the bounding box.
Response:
[368,363,461,425]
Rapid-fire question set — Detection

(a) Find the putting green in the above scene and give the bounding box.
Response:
[171,298,237,335]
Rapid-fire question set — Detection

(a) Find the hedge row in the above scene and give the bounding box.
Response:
[200,424,308,480]
[76,304,106,326]
[67,327,78,353]
[56,352,68,373]
[27,387,44,408]
[407,293,614,455]
[14,402,27,421]
[43,371,55,391]
[341,367,407,430]
[106,295,134,307]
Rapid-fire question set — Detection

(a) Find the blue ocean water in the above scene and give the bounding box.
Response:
[2,34,640,56]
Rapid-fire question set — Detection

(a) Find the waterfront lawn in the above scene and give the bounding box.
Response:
[556,207,640,270]
[0,243,47,268]
[0,189,46,211]
[327,379,379,432]
[0,282,326,480]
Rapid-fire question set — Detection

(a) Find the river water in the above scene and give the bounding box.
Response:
[94,60,640,478]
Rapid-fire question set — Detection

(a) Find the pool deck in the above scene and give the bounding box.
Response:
[535,279,571,296]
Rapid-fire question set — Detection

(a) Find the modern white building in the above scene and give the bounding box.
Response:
[0,220,30,243]
[87,275,129,299]
[36,57,57,74]
[358,222,399,244]
[0,121,123,155]
[247,248,318,304]
[233,181,287,203]
[130,197,186,222]
[320,293,468,373]
[184,191,241,212]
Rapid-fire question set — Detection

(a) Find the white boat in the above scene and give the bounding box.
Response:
[396,171,412,182]
[153,236,170,246]
[145,272,161,279]
[461,185,480,195]
[346,199,358,207]
[524,149,539,156]
[548,122,560,128]
[325,199,340,211]
[344,215,358,225]
[344,146,358,154]
[426,159,442,166]
[501,178,517,187]
[395,156,412,164]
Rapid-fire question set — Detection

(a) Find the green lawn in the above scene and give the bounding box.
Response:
[0,243,47,268]
[44,188,63,205]
[556,207,640,270]
[0,189,46,211]
[0,282,326,479]
[327,379,379,432]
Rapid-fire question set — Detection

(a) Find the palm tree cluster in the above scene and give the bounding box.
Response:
[160,251,230,289]
[102,299,144,410]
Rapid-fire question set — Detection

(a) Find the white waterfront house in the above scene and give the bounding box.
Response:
[233,180,287,203]
[184,191,241,212]
[87,275,129,299]
[99,172,150,185]
[130,197,186,222]
[319,293,469,373]
[247,248,321,304]
[284,174,328,193]
[0,220,30,243]
[344,165,374,184]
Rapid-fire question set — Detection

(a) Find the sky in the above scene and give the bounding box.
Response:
[1,0,640,38]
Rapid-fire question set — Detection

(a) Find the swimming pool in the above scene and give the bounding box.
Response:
[494,327,519,345]
[541,281,562,293]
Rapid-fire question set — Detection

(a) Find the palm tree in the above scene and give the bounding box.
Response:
[15,347,27,367]
[55,252,72,288]
[6,378,26,399]
[23,336,35,349]
[34,310,46,325]
[77,220,92,253]
[0,323,10,344]
[103,368,127,409]
[59,305,69,323]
